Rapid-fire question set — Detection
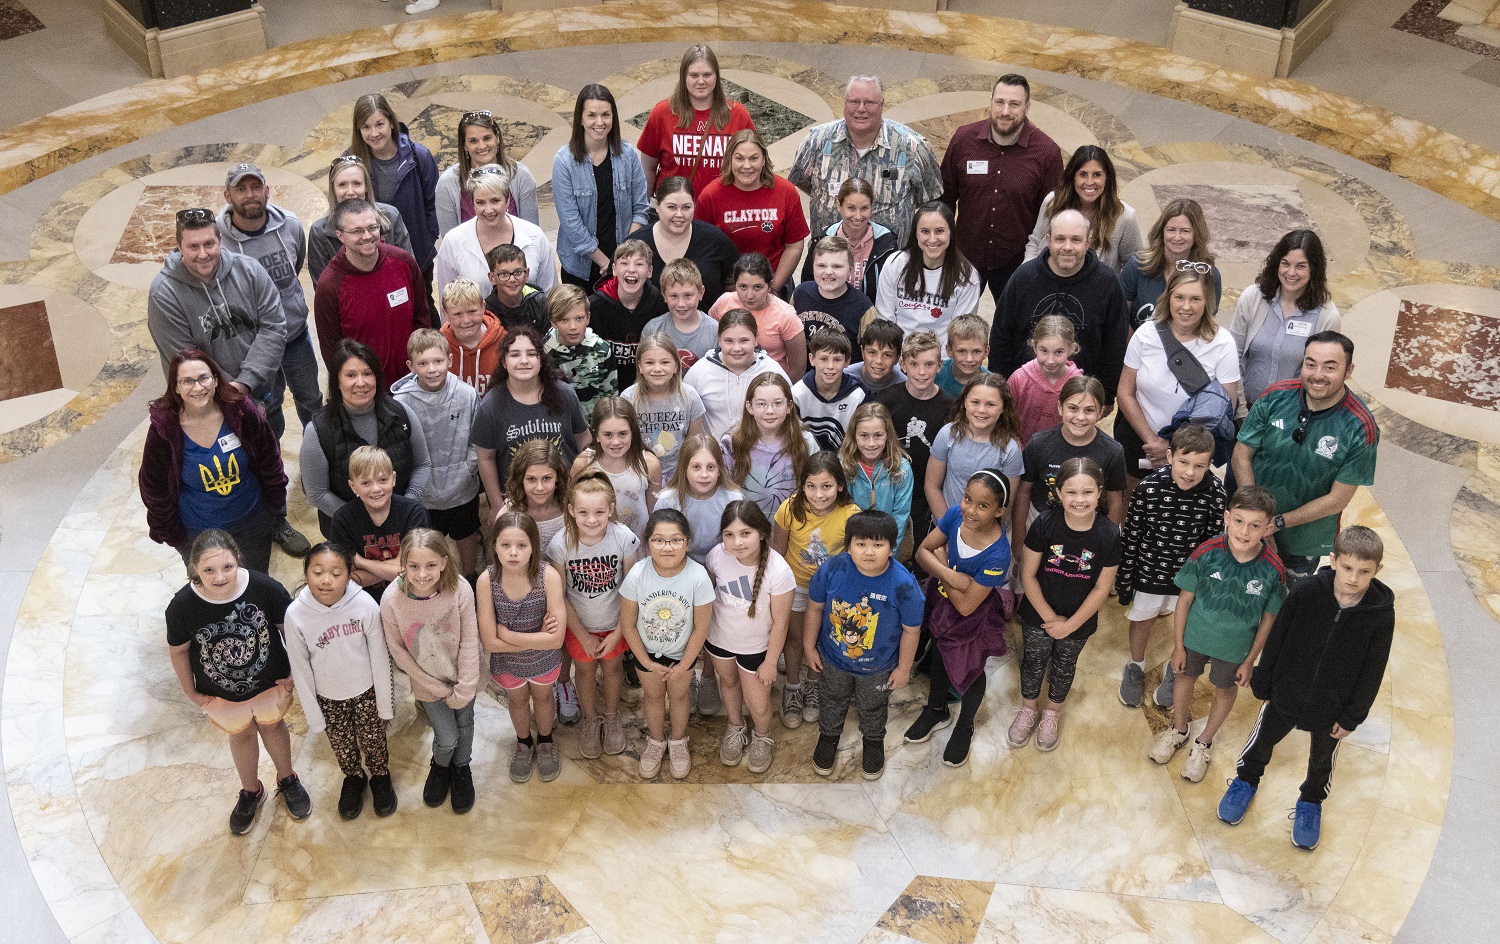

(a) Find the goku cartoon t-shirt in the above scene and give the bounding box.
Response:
[809,554,925,674]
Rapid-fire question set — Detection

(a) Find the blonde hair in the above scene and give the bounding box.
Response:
[563,470,619,550]
[547,284,590,326]
[631,334,687,404]
[441,278,484,316]
[900,329,942,363]
[660,258,704,291]
[398,528,462,596]
[728,374,810,492]
[406,328,449,361]
[946,313,988,347]
[1152,268,1219,341]
[840,402,908,482]
[347,445,394,481]
[666,434,731,497]
[1029,314,1078,352]
[491,512,543,584]
[466,163,512,200]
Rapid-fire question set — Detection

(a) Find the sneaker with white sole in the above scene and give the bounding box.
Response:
[602,712,625,755]
[579,716,603,759]
[1153,662,1176,708]
[720,724,748,766]
[1035,709,1061,751]
[667,737,691,779]
[747,732,775,774]
[781,684,804,729]
[1148,726,1190,764]
[1182,739,1212,783]
[1007,706,1039,748]
[697,671,722,715]
[801,677,821,724]
[405,0,439,13]
[1119,662,1145,708]
[556,681,580,725]
[639,737,666,778]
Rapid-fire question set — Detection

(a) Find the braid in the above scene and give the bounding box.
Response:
[747,538,769,619]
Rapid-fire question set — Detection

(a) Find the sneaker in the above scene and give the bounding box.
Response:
[272,519,311,557]
[698,671,723,715]
[943,724,974,767]
[777,652,786,674]
[903,706,952,744]
[602,712,626,755]
[863,737,885,779]
[747,732,775,774]
[1153,662,1176,708]
[640,736,667,778]
[229,782,265,835]
[276,773,311,820]
[404,0,440,13]
[1291,800,1322,850]
[1149,726,1190,765]
[801,677,821,724]
[1218,778,1257,825]
[423,761,452,807]
[1007,706,1039,748]
[509,742,535,783]
[369,773,397,816]
[668,737,691,779]
[720,723,749,766]
[781,684,805,729]
[536,742,561,782]
[556,682,580,726]
[812,733,838,776]
[1035,710,1061,752]
[1182,740,1212,783]
[579,715,604,759]
[338,774,367,820]
[450,764,474,814]
[1119,663,1145,708]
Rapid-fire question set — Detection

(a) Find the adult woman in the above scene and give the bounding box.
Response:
[1119,198,1221,328]
[435,109,540,236]
[707,254,807,379]
[140,349,288,574]
[640,176,740,298]
[1024,145,1140,273]
[696,129,809,295]
[1116,268,1240,489]
[635,43,755,195]
[308,155,413,284]
[875,201,981,350]
[553,85,650,289]
[798,177,897,299]
[434,165,558,297]
[1229,229,1341,408]
[301,340,432,533]
[347,94,439,281]
[471,326,591,515]
[683,309,791,440]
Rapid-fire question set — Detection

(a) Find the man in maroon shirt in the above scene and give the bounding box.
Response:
[939,74,1062,306]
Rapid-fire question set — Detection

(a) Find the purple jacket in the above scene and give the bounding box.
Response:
[139,397,288,547]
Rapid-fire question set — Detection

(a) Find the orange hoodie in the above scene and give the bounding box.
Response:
[441,311,505,397]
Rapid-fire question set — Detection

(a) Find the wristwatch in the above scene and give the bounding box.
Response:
[1274,515,1285,530]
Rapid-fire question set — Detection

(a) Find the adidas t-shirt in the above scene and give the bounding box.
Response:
[706,543,796,654]
[1175,536,1287,663]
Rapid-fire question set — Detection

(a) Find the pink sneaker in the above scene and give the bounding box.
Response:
[1008,706,1039,747]
[1036,709,1061,752]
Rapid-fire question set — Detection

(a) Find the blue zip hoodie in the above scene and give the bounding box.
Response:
[847,455,914,549]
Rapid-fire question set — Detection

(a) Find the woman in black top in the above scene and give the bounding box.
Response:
[640,175,741,298]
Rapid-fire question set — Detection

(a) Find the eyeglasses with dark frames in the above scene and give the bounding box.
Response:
[175,207,214,224]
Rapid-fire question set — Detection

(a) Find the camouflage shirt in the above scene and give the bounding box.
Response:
[545,326,618,417]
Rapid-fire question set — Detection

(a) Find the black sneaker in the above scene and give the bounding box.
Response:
[229,781,265,835]
[812,734,838,776]
[369,773,397,817]
[450,764,475,814]
[903,706,952,744]
[272,519,312,557]
[623,658,641,687]
[423,761,452,807]
[943,724,974,768]
[862,737,885,780]
[337,774,366,820]
[276,773,312,820]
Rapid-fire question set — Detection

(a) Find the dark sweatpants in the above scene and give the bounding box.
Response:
[1235,701,1341,804]
[819,664,892,741]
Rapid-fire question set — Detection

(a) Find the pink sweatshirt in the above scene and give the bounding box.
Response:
[1008,358,1084,446]
[380,578,481,706]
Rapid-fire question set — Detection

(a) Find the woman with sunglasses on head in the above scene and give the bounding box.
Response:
[347,94,439,285]
[308,155,414,284]
[1023,145,1140,274]
[1229,229,1341,409]
[1119,198,1221,329]
[434,163,558,298]
[553,85,650,290]
[636,43,756,196]
[436,109,540,237]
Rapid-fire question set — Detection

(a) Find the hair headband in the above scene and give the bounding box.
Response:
[971,468,1010,507]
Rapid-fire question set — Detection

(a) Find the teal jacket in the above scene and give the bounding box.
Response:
[847,456,914,549]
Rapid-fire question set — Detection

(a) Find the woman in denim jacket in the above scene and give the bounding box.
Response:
[553,84,650,290]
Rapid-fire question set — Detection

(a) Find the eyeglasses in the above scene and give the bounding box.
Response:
[1174,260,1211,274]
[846,98,883,110]
[339,225,381,237]
[1291,408,1311,444]
[330,154,363,168]
[649,537,687,548]
[492,267,528,281]
[751,399,788,411]
[461,110,493,123]
[177,373,215,388]
[175,208,214,224]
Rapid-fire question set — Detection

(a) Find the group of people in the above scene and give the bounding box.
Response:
[141,47,1394,855]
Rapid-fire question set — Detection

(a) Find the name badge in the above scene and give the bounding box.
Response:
[387,286,409,307]
[217,433,241,452]
[1285,319,1312,337]
[967,160,989,174]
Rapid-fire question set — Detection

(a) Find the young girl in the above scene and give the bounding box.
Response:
[620,509,716,779]
[707,253,806,377]
[683,309,791,441]
[772,452,859,730]
[1007,315,1084,446]
[479,511,568,784]
[902,471,1014,768]
[381,529,481,814]
[840,402,914,551]
[547,471,640,760]
[926,374,1024,526]
[624,333,707,482]
[724,373,819,521]
[285,542,395,821]
[1013,375,1126,549]
[708,500,795,773]
[498,439,570,557]
[1011,458,1120,752]
[571,396,661,534]
[874,201,982,350]
[166,530,304,835]
[656,434,743,566]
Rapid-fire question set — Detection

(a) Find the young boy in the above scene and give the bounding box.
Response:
[875,330,950,558]
[793,330,866,452]
[936,313,990,397]
[845,319,907,393]
[804,510,924,780]
[439,278,504,397]
[1148,486,1285,784]
[392,329,481,578]
[642,258,718,370]
[589,239,667,389]
[1113,424,1226,709]
[330,446,431,601]
[544,285,617,416]
[793,235,876,352]
[1218,525,1394,850]
[484,245,549,336]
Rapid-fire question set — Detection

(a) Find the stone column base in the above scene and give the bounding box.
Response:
[1168,0,1340,78]
[833,0,949,12]
[101,0,270,80]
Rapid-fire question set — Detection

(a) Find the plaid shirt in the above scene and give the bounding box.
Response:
[787,118,943,246]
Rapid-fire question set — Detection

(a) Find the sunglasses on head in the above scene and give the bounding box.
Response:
[175,207,214,224]
[331,154,363,168]
[1174,260,1211,274]
[461,110,494,123]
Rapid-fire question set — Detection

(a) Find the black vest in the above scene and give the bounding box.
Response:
[313,399,415,504]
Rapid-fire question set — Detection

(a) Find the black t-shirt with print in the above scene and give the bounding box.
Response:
[1020,426,1128,512]
[1018,507,1121,639]
[165,569,293,701]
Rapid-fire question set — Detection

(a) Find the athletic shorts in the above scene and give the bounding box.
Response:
[566,628,627,663]
[426,495,481,541]
[1126,592,1178,621]
[201,684,293,735]
[1182,647,1239,689]
[704,639,769,672]
[494,664,562,690]
[793,585,810,611]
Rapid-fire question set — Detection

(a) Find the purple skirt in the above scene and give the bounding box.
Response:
[924,576,1014,692]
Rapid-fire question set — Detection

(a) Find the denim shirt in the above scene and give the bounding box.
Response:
[552,141,651,279]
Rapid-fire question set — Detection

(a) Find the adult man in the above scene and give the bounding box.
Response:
[989,209,1129,402]
[314,199,431,389]
[1231,332,1378,583]
[787,75,943,245]
[940,74,1062,304]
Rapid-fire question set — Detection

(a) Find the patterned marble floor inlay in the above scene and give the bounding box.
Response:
[0,0,43,42]
[1149,183,1317,263]
[109,184,307,266]
[627,78,816,146]
[1387,299,1500,411]
[0,299,61,401]
[1395,0,1500,60]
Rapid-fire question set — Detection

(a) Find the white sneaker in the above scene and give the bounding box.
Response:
[1182,740,1212,783]
[1148,726,1189,765]
[405,0,439,13]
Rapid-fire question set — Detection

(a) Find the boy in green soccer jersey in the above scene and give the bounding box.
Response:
[1147,486,1287,783]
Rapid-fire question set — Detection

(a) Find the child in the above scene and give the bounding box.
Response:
[590,239,668,388]
[793,329,866,453]
[1013,375,1126,549]
[936,313,990,398]
[723,372,819,520]
[166,530,306,834]
[1007,314,1082,446]
[903,469,1013,766]
[792,235,876,352]
[1149,486,1286,784]
[393,329,482,578]
[805,510,924,780]
[845,319,907,394]
[683,309,792,441]
[439,278,503,396]
[1219,525,1394,850]
[1012,458,1120,752]
[875,330,951,557]
[707,253,806,378]
[643,259,719,370]
[484,244,549,336]
[331,446,432,600]
[927,374,1023,524]
[623,333,706,482]
[544,284,617,416]
[656,434,743,566]
[547,471,640,759]
[620,509,716,779]
[1115,424,1226,710]
[772,452,860,730]
[708,500,795,773]
[479,511,569,784]
[571,396,661,535]
[381,528,481,813]
[284,542,395,820]
[840,402,913,550]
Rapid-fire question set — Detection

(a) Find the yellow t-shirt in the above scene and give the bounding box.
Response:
[773,499,860,588]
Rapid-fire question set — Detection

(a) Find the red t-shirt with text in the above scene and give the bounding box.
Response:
[696,176,811,270]
[636,100,756,195]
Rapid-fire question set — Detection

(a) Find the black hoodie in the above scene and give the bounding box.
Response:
[589,276,668,388]
[1250,566,1395,732]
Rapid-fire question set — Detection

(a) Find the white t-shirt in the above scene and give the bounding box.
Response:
[1123,325,1241,432]
[706,544,796,654]
[620,558,716,660]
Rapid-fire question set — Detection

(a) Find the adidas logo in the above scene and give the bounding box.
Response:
[719,575,755,602]
[1210,571,1223,580]
[1271,418,1286,430]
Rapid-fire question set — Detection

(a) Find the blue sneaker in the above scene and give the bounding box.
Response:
[1218,778,1257,825]
[1291,800,1322,850]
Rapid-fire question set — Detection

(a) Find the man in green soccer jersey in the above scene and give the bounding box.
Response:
[1231,332,1378,584]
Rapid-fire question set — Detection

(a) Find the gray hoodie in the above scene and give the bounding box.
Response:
[390,369,480,511]
[147,246,286,395]
[215,204,310,338]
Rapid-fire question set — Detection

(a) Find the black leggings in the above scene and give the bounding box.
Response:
[926,645,986,731]
[1019,622,1088,704]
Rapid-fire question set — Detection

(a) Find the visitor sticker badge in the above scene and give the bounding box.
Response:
[1285,320,1312,337]
[216,433,241,452]
[967,160,989,174]
[387,286,409,307]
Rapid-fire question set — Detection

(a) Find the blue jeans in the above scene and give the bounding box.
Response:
[280,330,324,430]
[421,697,476,767]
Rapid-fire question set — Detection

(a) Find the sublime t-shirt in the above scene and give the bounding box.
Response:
[1017,507,1121,639]
[809,554,926,674]
[470,382,589,483]
[635,100,756,194]
[706,544,796,653]
[547,523,641,632]
[620,558,715,660]
[165,569,292,701]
